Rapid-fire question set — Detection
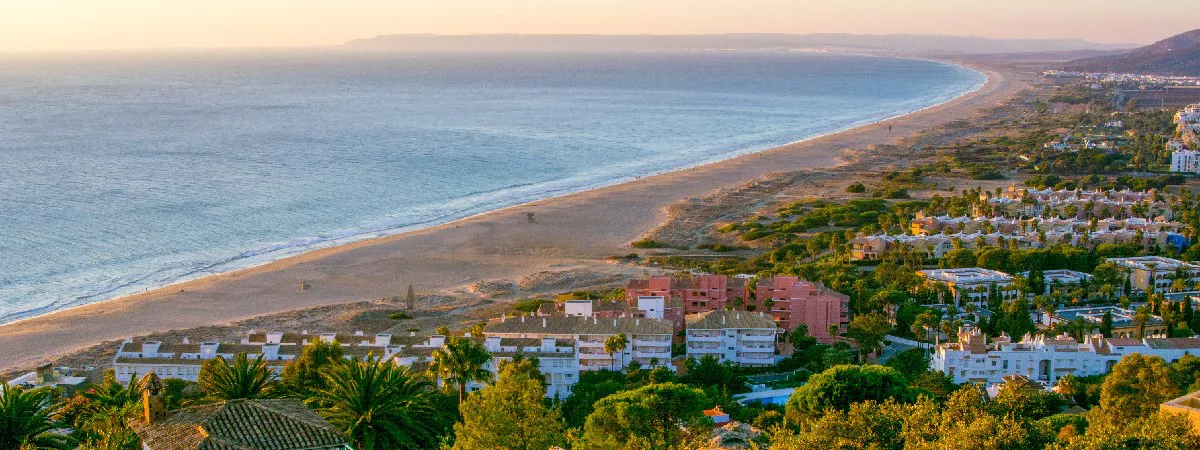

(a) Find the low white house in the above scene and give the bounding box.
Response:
[932,329,1200,385]
[918,268,1018,306]
[112,331,440,383]
[1108,256,1200,294]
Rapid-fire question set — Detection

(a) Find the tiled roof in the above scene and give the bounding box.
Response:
[1145,338,1200,349]
[1105,338,1144,347]
[485,316,672,336]
[131,399,347,450]
[685,310,777,330]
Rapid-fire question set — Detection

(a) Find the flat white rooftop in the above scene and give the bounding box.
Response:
[1107,256,1198,272]
[919,268,1013,283]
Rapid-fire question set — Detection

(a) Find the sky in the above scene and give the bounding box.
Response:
[2,0,1197,52]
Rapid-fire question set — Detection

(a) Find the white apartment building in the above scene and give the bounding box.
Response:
[1107,256,1200,294]
[483,314,674,373]
[482,335,579,399]
[932,329,1200,385]
[113,331,440,383]
[1172,149,1200,174]
[684,310,779,367]
[917,268,1018,306]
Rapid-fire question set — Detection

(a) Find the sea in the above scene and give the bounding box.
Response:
[0,50,985,324]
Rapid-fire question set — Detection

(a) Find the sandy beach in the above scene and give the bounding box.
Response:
[0,58,1026,372]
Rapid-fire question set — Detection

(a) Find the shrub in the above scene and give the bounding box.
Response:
[512,298,553,314]
[631,238,670,248]
[846,183,866,193]
[388,312,413,320]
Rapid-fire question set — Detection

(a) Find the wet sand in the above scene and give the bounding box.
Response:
[0,59,1023,372]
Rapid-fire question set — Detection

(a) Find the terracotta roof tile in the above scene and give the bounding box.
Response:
[131,399,347,450]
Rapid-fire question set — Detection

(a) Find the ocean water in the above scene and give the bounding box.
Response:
[0,51,984,324]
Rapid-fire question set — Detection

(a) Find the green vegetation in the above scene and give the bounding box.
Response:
[312,356,452,450]
[580,383,710,449]
[631,238,672,249]
[451,359,565,450]
[430,337,493,403]
[388,312,413,320]
[0,383,74,449]
[511,298,554,314]
[197,353,281,401]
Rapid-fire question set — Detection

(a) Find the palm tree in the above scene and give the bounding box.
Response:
[604,333,629,371]
[197,354,281,401]
[312,357,448,450]
[65,371,144,447]
[79,372,142,413]
[0,384,73,449]
[429,337,491,403]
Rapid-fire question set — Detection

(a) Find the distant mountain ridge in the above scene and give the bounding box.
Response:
[344,33,1134,55]
[1066,29,1200,75]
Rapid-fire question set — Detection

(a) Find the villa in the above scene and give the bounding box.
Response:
[1042,306,1166,338]
[1107,256,1200,294]
[932,329,1200,385]
[917,268,1018,306]
[112,331,441,383]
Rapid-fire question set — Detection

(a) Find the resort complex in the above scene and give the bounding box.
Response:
[11,24,1200,450]
[932,329,1200,384]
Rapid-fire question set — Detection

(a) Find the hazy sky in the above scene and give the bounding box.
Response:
[3,0,1196,52]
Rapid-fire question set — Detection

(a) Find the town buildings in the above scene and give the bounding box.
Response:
[1021,269,1093,295]
[624,274,745,314]
[752,276,848,340]
[932,329,1200,384]
[482,315,674,397]
[1107,256,1200,294]
[853,212,1186,262]
[624,274,847,338]
[1172,149,1200,173]
[1042,306,1166,338]
[1169,104,1200,172]
[112,331,444,383]
[685,310,779,367]
[978,186,1170,220]
[917,268,1018,306]
[5,363,87,395]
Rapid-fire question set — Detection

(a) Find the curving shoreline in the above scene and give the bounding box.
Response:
[0,58,1021,373]
[0,54,983,327]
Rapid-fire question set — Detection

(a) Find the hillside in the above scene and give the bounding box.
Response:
[1066,29,1200,75]
[344,33,1133,55]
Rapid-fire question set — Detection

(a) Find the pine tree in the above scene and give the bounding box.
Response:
[1100,310,1114,338]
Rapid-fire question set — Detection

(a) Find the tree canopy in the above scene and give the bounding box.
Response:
[451,359,565,450]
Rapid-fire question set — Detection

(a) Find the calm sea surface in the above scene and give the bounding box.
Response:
[0,51,984,323]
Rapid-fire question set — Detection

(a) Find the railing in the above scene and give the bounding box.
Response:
[739,334,775,342]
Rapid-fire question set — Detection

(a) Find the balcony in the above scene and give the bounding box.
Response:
[738,356,776,365]
[635,351,670,359]
[739,334,775,342]
[687,335,722,342]
[634,338,670,346]
[579,353,614,360]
